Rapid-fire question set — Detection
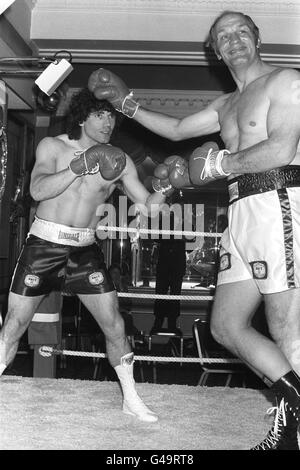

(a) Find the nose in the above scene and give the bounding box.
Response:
[229,32,241,44]
[103,116,112,130]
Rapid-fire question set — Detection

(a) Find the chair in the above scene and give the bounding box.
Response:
[148,329,184,383]
[193,318,247,387]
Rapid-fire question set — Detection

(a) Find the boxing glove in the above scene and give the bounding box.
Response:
[152,155,190,195]
[69,143,126,180]
[167,155,191,189]
[88,68,140,118]
[189,141,231,185]
[152,162,174,196]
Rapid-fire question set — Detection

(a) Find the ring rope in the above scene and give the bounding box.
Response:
[97,225,222,238]
[39,346,242,364]
[118,292,214,301]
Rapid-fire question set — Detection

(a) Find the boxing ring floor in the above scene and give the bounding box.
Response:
[0,376,272,450]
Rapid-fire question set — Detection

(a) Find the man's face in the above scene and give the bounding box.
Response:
[214,13,258,68]
[83,110,116,143]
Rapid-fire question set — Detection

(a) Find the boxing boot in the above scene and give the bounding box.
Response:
[251,370,300,450]
[114,352,158,423]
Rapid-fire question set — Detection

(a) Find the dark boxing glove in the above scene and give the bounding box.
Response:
[69,144,126,180]
[152,155,190,196]
[88,68,140,118]
[189,141,231,185]
[167,156,191,189]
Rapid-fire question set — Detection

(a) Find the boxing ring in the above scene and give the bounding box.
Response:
[0,375,272,450]
[0,225,272,450]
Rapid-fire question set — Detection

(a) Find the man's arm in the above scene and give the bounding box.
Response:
[222,69,300,174]
[30,137,77,201]
[133,102,221,142]
[88,67,223,141]
[120,156,166,214]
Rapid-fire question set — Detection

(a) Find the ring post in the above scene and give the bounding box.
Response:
[28,292,62,378]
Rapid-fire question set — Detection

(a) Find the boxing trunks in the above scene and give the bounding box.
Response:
[217,165,300,294]
[10,217,115,296]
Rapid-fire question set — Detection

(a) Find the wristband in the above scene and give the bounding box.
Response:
[200,149,231,180]
[214,149,231,177]
[121,92,140,118]
[152,177,173,196]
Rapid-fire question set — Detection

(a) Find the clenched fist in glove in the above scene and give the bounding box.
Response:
[189,141,231,185]
[69,143,126,180]
[152,155,191,196]
[88,68,140,118]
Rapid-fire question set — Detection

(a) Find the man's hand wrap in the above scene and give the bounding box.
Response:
[88,68,140,118]
[152,155,190,196]
[69,144,126,180]
[189,141,231,185]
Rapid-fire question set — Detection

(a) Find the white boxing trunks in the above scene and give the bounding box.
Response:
[217,166,300,294]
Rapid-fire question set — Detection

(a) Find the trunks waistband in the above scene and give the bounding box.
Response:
[29,217,96,246]
[227,165,300,204]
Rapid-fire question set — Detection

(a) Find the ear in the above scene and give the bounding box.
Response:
[256,37,261,49]
[214,48,222,60]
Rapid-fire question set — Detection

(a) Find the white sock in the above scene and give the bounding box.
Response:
[115,353,158,423]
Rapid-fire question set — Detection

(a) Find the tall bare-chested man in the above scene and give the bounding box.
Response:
[0,88,172,423]
[87,11,300,449]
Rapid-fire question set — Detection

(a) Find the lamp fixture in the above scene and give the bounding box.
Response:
[0,50,73,85]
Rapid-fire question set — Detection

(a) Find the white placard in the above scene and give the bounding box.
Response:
[35,59,73,96]
[0,0,15,16]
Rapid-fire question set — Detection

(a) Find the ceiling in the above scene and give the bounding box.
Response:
[0,0,300,111]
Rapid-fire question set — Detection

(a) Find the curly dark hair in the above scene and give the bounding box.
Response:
[65,87,118,140]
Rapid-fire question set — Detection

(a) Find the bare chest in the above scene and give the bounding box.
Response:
[219,85,270,151]
[71,173,114,202]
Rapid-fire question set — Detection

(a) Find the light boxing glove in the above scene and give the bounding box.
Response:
[152,155,190,196]
[88,68,140,118]
[189,141,231,185]
[69,143,126,180]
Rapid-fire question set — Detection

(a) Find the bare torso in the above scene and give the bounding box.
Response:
[35,135,118,228]
[217,67,300,176]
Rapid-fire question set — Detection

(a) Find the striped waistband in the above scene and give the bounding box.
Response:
[228,166,300,204]
[29,217,96,246]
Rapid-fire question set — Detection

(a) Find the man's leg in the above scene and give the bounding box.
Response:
[0,292,45,375]
[152,263,170,332]
[265,288,300,376]
[168,268,185,331]
[211,280,299,450]
[78,291,158,422]
[251,289,300,450]
[210,280,291,381]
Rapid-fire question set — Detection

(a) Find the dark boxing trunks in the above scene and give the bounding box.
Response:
[10,234,115,297]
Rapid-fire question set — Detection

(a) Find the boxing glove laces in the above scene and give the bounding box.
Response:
[69,143,126,180]
[189,141,231,185]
